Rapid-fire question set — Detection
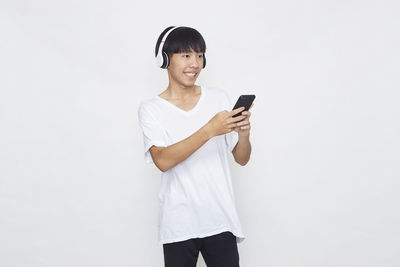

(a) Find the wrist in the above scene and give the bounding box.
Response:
[238,133,250,141]
[201,124,214,140]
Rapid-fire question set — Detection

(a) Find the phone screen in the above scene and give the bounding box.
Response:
[232,95,256,117]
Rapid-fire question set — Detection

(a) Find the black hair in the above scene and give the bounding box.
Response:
[155,26,206,57]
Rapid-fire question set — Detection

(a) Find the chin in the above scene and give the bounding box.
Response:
[181,80,197,88]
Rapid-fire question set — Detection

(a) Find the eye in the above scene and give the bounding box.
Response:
[198,54,204,58]
[182,54,190,58]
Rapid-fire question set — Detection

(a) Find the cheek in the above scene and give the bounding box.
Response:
[171,67,184,77]
[169,61,184,72]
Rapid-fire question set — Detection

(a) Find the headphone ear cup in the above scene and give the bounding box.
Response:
[156,51,163,68]
[161,51,169,69]
[202,54,206,69]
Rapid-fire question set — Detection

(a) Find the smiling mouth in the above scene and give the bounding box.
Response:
[184,72,197,77]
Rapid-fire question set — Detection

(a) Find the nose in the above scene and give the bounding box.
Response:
[190,56,201,69]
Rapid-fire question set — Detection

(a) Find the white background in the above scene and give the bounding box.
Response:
[1,0,399,266]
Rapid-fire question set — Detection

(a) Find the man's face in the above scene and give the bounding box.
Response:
[167,50,204,88]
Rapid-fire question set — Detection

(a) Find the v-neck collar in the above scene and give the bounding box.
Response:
[156,86,205,116]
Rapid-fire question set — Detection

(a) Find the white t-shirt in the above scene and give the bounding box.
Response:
[138,86,245,245]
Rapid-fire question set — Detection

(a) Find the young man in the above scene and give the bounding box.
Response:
[138,26,253,267]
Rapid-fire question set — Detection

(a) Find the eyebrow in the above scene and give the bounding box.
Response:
[179,51,204,54]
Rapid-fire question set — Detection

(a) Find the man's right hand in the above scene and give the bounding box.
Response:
[205,107,246,138]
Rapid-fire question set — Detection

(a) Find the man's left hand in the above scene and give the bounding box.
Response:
[234,104,253,137]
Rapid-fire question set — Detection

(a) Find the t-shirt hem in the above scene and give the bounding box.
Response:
[159,228,245,245]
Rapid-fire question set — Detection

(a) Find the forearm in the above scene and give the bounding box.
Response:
[150,108,246,172]
[232,135,251,166]
[152,125,212,172]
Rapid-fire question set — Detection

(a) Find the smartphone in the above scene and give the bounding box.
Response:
[232,95,256,117]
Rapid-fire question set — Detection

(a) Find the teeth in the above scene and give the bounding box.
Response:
[185,73,196,76]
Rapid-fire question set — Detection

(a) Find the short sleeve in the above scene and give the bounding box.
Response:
[137,103,167,164]
[225,131,239,152]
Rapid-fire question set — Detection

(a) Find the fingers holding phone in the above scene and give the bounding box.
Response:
[206,107,246,137]
[205,95,255,138]
[234,108,252,133]
[232,96,255,136]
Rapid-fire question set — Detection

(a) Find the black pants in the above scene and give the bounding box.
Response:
[163,231,240,267]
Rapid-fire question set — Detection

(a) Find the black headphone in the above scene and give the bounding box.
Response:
[155,26,206,69]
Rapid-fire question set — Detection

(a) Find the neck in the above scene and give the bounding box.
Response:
[165,83,199,100]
